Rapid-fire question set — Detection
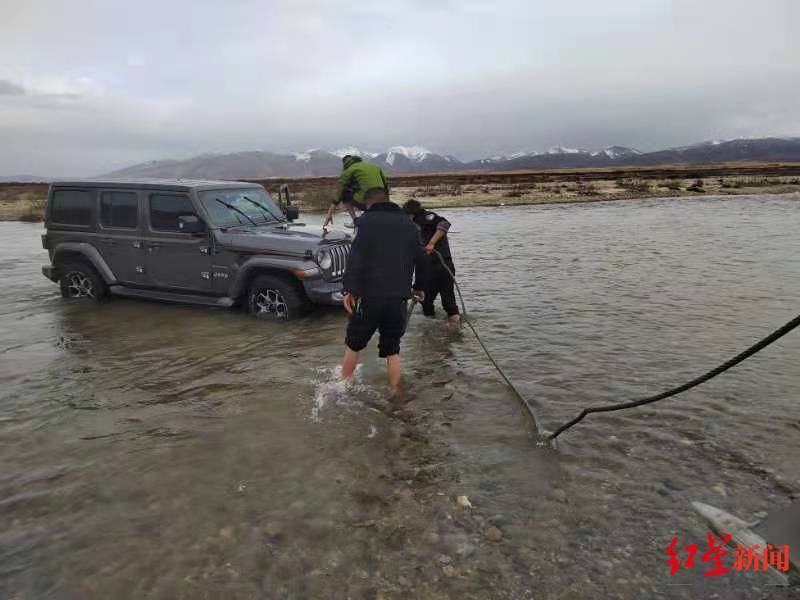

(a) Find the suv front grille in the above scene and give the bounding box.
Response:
[329,244,350,279]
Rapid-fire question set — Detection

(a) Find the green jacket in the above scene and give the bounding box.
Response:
[334,156,389,207]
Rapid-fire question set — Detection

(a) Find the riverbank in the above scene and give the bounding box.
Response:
[382,176,800,211]
[0,183,48,222]
[261,162,800,214]
[3,164,800,221]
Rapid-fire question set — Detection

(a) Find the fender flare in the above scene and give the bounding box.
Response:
[52,242,117,284]
[229,256,312,299]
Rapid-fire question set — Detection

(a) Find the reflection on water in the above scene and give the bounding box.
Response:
[1,195,799,599]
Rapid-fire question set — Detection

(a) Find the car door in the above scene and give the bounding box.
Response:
[143,192,213,293]
[96,189,148,285]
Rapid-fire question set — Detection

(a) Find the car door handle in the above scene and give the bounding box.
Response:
[101,237,115,245]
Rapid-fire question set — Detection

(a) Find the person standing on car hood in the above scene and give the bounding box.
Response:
[339,194,427,392]
[323,155,389,228]
[402,199,461,325]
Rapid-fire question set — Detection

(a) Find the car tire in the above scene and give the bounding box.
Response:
[59,261,109,301]
[247,274,309,321]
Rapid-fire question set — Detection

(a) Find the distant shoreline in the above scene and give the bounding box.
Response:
[2,163,799,222]
[250,161,800,213]
[388,186,800,212]
[3,187,798,224]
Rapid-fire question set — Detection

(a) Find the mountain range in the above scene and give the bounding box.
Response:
[102,144,465,179]
[107,138,800,179]
[34,137,800,181]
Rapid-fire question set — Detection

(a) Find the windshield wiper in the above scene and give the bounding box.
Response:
[242,195,284,223]
[215,198,257,226]
[238,198,272,222]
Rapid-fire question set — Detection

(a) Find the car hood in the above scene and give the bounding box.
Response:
[216,224,350,256]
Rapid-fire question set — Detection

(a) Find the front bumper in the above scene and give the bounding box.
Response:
[303,278,344,306]
[42,264,57,282]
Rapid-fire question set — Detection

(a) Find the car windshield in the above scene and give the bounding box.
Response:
[199,188,284,228]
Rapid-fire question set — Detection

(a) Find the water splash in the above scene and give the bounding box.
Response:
[310,365,383,422]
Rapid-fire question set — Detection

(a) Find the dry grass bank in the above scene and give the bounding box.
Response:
[2,163,800,221]
[254,162,800,212]
[0,184,48,222]
[384,174,800,211]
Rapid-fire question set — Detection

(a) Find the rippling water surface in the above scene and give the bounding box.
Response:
[1,195,799,599]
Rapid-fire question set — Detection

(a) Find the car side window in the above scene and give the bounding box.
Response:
[100,191,138,228]
[149,194,195,231]
[51,189,93,225]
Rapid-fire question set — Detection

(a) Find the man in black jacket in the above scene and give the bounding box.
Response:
[402,200,460,325]
[340,196,427,391]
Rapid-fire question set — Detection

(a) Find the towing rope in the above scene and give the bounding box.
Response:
[405,298,418,329]
[548,312,800,440]
[431,250,543,436]
[428,250,799,445]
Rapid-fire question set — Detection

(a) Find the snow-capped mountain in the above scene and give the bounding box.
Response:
[103,145,461,178]
[385,146,433,165]
[593,145,642,160]
[371,146,461,173]
[547,146,583,154]
[102,138,800,179]
[292,149,318,162]
[468,145,643,170]
[479,145,640,165]
[633,137,800,166]
[332,147,378,159]
[481,151,538,164]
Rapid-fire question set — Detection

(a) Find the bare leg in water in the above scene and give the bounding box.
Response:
[341,348,359,379]
[341,349,401,393]
[386,354,401,391]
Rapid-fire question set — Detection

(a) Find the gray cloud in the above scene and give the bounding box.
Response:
[0,79,25,95]
[1,0,798,176]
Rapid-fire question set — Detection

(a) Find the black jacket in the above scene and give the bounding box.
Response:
[343,202,427,298]
[412,209,453,260]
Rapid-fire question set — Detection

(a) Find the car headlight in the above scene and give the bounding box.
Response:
[316,248,333,270]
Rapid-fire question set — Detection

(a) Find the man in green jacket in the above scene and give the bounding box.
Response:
[323,155,390,228]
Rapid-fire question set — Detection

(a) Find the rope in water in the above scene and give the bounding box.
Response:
[430,250,542,435]
[427,250,800,444]
[548,312,800,440]
[405,298,417,329]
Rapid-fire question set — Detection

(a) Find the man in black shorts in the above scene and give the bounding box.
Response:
[340,190,427,391]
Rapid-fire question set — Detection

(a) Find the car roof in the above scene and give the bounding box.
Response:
[49,178,264,192]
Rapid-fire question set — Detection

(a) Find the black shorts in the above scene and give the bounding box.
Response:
[345,297,408,358]
[340,189,366,212]
[342,199,367,212]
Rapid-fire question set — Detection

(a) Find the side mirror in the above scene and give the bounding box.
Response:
[178,214,205,234]
[285,205,299,221]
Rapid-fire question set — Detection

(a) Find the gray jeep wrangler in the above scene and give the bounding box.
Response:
[40,179,351,320]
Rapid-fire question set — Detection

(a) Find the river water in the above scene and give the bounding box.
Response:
[1,195,799,599]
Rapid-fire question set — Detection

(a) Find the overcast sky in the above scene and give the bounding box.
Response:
[1,0,798,176]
